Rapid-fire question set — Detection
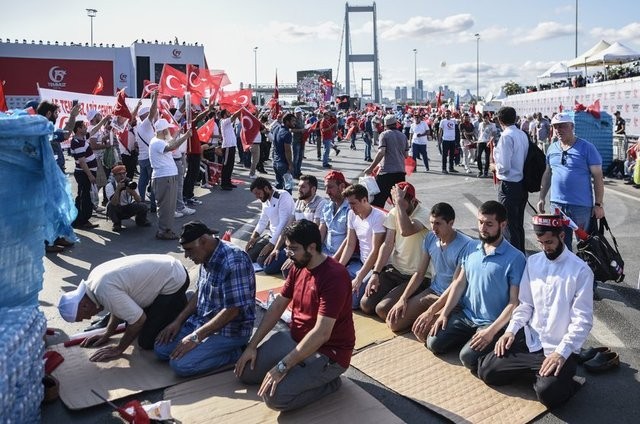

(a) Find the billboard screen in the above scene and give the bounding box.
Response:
[0,57,114,95]
[296,68,333,103]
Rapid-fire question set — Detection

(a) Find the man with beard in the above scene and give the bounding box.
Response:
[235,220,355,411]
[427,200,526,373]
[154,221,255,376]
[318,171,351,258]
[478,214,593,408]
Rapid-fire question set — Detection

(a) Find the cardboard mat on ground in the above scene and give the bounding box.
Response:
[350,334,547,424]
[163,371,403,423]
[255,273,286,291]
[48,338,231,410]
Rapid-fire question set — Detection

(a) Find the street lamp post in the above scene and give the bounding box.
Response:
[253,47,258,90]
[474,33,480,101]
[86,9,97,47]
[413,48,417,105]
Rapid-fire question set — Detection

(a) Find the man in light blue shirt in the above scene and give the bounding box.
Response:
[318,171,350,256]
[427,201,526,372]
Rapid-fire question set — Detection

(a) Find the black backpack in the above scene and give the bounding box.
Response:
[576,218,625,283]
[523,140,546,193]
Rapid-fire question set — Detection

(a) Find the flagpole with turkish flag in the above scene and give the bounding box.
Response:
[92,76,104,95]
[239,107,261,152]
[113,89,132,120]
[268,70,280,119]
[158,64,187,98]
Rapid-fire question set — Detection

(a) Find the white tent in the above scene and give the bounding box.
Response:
[583,41,640,66]
[567,40,611,68]
[537,62,583,79]
[494,87,507,100]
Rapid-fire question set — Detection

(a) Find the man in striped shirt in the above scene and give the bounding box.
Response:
[70,120,100,229]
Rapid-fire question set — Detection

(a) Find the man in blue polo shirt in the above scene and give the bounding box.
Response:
[427,200,526,373]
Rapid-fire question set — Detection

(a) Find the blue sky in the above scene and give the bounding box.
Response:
[3,0,639,98]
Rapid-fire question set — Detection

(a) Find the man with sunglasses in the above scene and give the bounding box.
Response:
[537,113,604,251]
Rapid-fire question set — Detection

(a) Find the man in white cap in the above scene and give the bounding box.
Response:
[57,254,190,362]
[134,90,159,211]
[149,118,191,240]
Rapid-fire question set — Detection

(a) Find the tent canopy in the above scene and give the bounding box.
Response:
[567,40,611,68]
[538,62,583,79]
[583,41,640,66]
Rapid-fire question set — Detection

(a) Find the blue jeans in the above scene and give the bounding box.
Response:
[137,159,155,208]
[154,320,248,377]
[363,133,372,160]
[322,139,332,166]
[426,310,502,372]
[260,247,288,275]
[344,259,371,309]
[551,203,592,251]
[292,141,303,178]
[273,162,289,190]
[412,143,429,170]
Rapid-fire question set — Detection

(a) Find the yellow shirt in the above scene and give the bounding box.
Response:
[384,203,429,275]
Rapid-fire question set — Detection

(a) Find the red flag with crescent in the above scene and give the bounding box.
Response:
[141,80,159,99]
[158,64,187,97]
[206,70,231,104]
[92,76,104,95]
[158,99,180,137]
[0,81,7,112]
[187,64,209,104]
[240,107,261,151]
[196,118,216,142]
[113,89,132,120]
[219,89,255,114]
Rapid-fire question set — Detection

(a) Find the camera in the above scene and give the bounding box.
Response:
[123,179,137,190]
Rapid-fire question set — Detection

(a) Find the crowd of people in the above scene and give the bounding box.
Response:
[41,94,618,413]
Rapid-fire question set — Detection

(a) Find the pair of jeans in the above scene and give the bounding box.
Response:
[412,143,429,170]
[137,159,155,208]
[498,180,527,253]
[371,172,405,208]
[363,133,372,161]
[259,247,288,275]
[322,139,332,166]
[273,161,289,190]
[476,142,490,174]
[292,141,303,178]
[72,170,95,226]
[550,203,592,251]
[154,319,248,377]
[441,140,456,171]
[183,154,201,200]
[106,202,149,226]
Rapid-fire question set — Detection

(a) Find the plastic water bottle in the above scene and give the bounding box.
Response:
[267,290,276,308]
[611,260,622,275]
[283,173,294,191]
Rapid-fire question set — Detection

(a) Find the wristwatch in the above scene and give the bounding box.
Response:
[594,202,603,207]
[276,360,288,374]
[188,332,201,344]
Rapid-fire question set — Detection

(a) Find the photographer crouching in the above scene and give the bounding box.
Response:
[106,165,151,232]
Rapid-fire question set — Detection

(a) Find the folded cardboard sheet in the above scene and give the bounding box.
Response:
[164,371,403,423]
[350,335,547,424]
[352,310,398,351]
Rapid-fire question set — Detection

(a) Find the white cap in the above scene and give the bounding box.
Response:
[294,107,303,113]
[86,110,100,122]
[155,118,177,132]
[58,281,87,322]
[551,113,574,125]
[137,106,151,117]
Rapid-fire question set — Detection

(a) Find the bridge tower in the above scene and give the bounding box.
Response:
[344,2,380,103]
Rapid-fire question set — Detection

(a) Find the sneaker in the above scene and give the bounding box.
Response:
[483,172,489,178]
[322,164,332,169]
[249,174,257,179]
[465,168,472,174]
[156,230,179,240]
[335,149,341,156]
[180,206,196,216]
[174,210,184,218]
[93,205,105,213]
[202,183,213,189]
[449,169,459,173]
[112,223,123,232]
[188,197,203,205]
[442,169,449,174]
[477,172,484,178]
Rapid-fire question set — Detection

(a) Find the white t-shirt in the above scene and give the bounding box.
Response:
[478,121,497,143]
[440,118,457,141]
[85,254,187,324]
[135,118,155,160]
[105,180,135,206]
[220,117,236,148]
[411,121,429,145]
[149,136,178,178]
[347,207,386,263]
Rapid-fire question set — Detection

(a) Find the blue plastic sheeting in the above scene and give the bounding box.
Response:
[567,111,613,169]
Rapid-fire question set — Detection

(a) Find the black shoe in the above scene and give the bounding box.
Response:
[322,164,332,169]
[45,244,64,253]
[85,313,111,331]
[221,186,234,191]
[583,351,620,373]
[136,221,152,227]
[442,169,449,174]
[577,346,610,364]
[449,169,459,173]
[112,224,123,232]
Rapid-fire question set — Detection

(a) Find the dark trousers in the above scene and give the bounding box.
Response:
[371,172,405,208]
[441,140,456,171]
[106,202,149,226]
[221,146,236,187]
[138,277,189,349]
[476,142,490,174]
[412,143,429,170]
[121,153,138,180]
[72,170,95,226]
[478,329,579,409]
[183,154,201,200]
[498,180,527,253]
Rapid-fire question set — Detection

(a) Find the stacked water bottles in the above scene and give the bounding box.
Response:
[0,111,77,422]
[0,307,47,423]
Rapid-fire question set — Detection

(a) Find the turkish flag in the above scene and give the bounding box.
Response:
[187,64,209,105]
[141,79,159,98]
[196,118,216,142]
[205,70,231,104]
[0,81,7,112]
[113,89,132,120]
[219,89,255,114]
[239,107,261,151]
[158,99,180,137]
[158,64,187,97]
[269,72,280,119]
[436,90,442,110]
[92,76,104,95]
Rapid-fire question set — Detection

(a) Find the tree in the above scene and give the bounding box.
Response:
[502,81,523,96]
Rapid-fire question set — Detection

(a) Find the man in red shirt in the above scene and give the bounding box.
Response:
[235,220,355,411]
[319,111,339,168]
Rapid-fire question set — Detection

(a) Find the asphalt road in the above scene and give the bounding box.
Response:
[40,137,640,423]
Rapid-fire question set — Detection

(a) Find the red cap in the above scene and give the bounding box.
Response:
[324,170,347,185]
[396,182,416,199]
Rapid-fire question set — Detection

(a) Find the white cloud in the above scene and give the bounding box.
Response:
[590,22,640,43]
[513,21,575,44]
[381,14,475,40]
[264,21,341,43]
[554,4,574,14]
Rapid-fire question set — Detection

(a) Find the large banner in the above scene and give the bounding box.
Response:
[38,87,150,129]
[296,69,333,104]
[503,76,640,135]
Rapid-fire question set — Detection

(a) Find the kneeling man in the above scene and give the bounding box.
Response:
[235,220,355,411]
[478,214,593,408]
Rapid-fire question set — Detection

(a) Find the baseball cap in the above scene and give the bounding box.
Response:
[396,182,416,199]
[294,107,303,113]
[384,114,397,126]
[155,118,177,132]
[324,170,347,185]
[551,113,574,125]
[58,281,87,322]
[137,106,151,117]
[87,110,100,122]
[179,221,219,244]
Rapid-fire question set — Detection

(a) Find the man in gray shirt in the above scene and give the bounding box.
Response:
[364,115,409,208]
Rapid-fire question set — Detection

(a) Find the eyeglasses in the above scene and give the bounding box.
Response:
[561,150,568,165]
